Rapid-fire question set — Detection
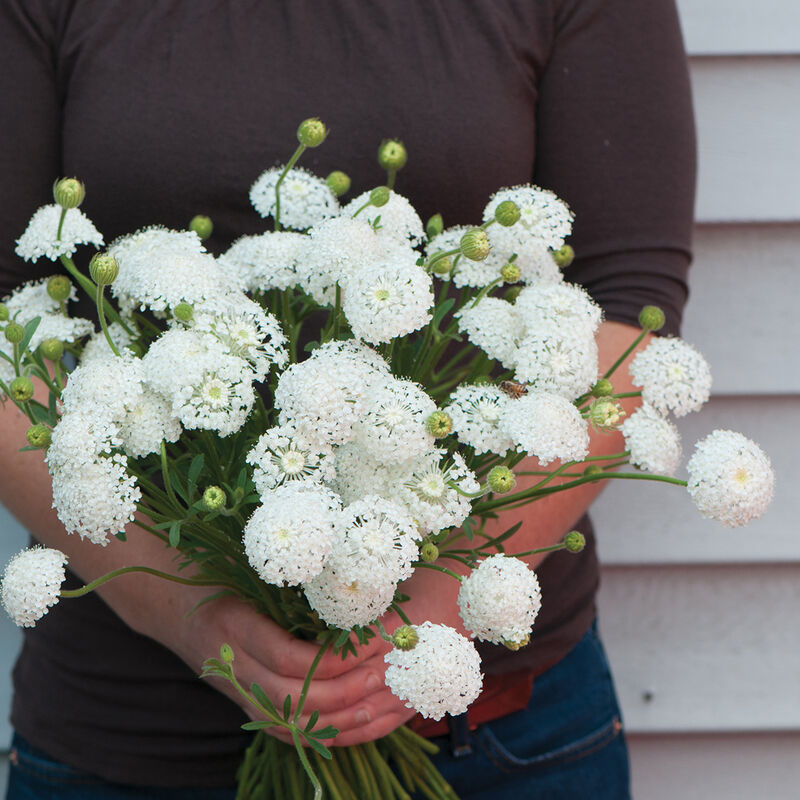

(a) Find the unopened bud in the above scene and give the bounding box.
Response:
[500,262,521,283]
[26,424,51,449]
[52,177,85,209]
[592,378,614,397]
[189,215,213,240]
[39,338,64,361]
[502,634,530,651]
[392,625,418,651]
[431,255,453,276]
[10,376,34,402]
[297,117,328,148]
[370,186,390,208]
[46,275,72,303]
[0,305,7,322]
[587,397,625,429]
[173,303,194,322]
[89,253,119,286]
[505,285,522,303]
[420,541,439,562]
[426,213,444,240]
[487,465,516,493]
[326,170,351,197]
[494,200,521,227]
[220,643,235,663]
[378,139,408,172]
[552,244,574,268]
[425,410,452,438]
[564,531,586,553]
[203,485,226,511]
[460,229,490,261]
[639,305,666,332]
[4,322,24,344]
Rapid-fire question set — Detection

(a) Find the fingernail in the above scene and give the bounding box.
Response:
[355,708,372,725]
[365,673,381,692]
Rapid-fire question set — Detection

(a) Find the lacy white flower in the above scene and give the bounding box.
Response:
[342,259,433,345]
[620,404,682,475]
[384,622,483,720]
[243,484,341,586]
[513,282,602,335]
[218,232,308,292]
[330,443,394,506]
[457,555,542,646]
[456,297,524,369]
[444,384,514,455]
[513,322,598,399]
[46,410,121,472]
[117,388,182,459]
[249,166,339,230]
[482,185,573,250]
[686,430,775,527]
[79,323,137,363]
[629,337,712,417]
[246,425,335,495]
[503,237,563,285]
[15,205,104,262]
[1,547,68,628]
[61,350,144,421]
[501,390,589,465]
[344,190,424,246]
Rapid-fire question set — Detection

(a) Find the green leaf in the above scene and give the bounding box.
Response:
[334,629,351,649]
[30,402,53,424]
[250,683,280,717]
[311,725,338,740]
[168,521,181,548]
[187,454,205,499]
[282,694,292,720]
[114,530,127,542]
[431,297,455,328]
[461,516,476,541]
[18,316,42,355]
[241,720,276,731]
[305,709,320,731]
[303,340,320,354]
[306,737,333,759]
[170,472,189,503]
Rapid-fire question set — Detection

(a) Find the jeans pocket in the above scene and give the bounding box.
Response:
[9,734,101,787]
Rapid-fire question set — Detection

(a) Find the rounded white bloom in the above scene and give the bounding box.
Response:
[384,622,483,720]
[46,410,121,472]
[343,260,433,345]
[501,390,589,465]
[61,351,144,421]
[15,205,103,262]
[456,297,523,369]
[445,384,514,455]
[483,186,573,250]
[244,484,341,586]
[686,430,775,527]
[501,237,563,286]
[218,231,308,293]
[249,166,339,230]
[246,425,335,495]
[344,190,424,246]
[513,282,602,335]
[1,547,68,628]
[458,555,542,646]
[117,388,182,458]
[621,404,682,475]
[330,443,395,506]
[629,337,712,417]
[79,323,137,363]
[513,322,598,399]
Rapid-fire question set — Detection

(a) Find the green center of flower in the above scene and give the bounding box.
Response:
[280,449,306,475]
[416,472,446,500]
[202,378,229,408]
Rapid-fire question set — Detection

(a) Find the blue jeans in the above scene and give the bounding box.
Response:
[5,622,629,799]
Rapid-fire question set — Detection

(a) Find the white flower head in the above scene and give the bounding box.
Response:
[458,555,542,646]
[243,484,342,586]
[501,390,589,465]
[620,403,682,475]
[330,442,395,506]
[218,231,308,293]
[16,205,104,262]
[384,622,483,720]
[61,350,144,421]
[249,166,339,230]
[1,547,68,628]
[629,337,712,417]
[686,430,775,527]
[513,282,602,335]
[344,190,424,246]
[444,384,514,455]
[456,297,524,369]
[117,388,182,459]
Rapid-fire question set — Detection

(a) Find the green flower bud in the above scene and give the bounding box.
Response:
[220,643,235,663]
[370,186,391,208]
[377,139,408,172]
[39,338,64,362]
[505,285,523,303]
[10,376,34,402]
[500,262,521,283]
[460,228,490,261]
[591,378,614,398]
[52,177,85,209]
[564,530,586,553]
[392,625,418,651]
[552,244,575,268]
[587,397,625,429]
[426,213,444,240]
[0,304,8,322]
[502,634,530,651]
[420,541,439,562]
[583,464,603,477]
[89,253,119,286]
[4,322,24,344]
[326,170,351,197]
[425,410,452,438]
[297,117,328,148]
[431,255,453,276]
[173,302,194,322]
[487,465,516,493]
[26,424,51,449]
[639,305,666,332]
[494,200,521,227]
[46,275,72,303]
[203,485,226,511]
[189,214,213,240]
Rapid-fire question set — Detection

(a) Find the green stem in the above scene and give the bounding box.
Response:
[425,247,461,273]
[603,329,647,379]
[160,440,182,510]
[274,144,307,232]
[505,542,567,559]
[56,207,67,240]
[374,619,394,644]
[292,730,323,800]
[414,562,463,581]
[96,282,121,357]
[293,637,331,723]
[60,565,224,598]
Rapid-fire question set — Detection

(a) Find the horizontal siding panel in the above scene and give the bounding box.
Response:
[596,564,800,732]
[594,395,797,565]
[691,58,800,223]
[628,733,800,800]
[678,0,800,56]
[682,224,800,395]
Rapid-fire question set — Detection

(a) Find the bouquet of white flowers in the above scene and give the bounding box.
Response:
[0,119,775,799]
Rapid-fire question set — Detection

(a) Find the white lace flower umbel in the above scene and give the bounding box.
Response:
[1,547,68,628]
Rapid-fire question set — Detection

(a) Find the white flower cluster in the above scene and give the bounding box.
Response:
[1,546,68,628]
[16,205,104,262]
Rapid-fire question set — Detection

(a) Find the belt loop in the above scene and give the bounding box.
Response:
[447,711,473,758]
